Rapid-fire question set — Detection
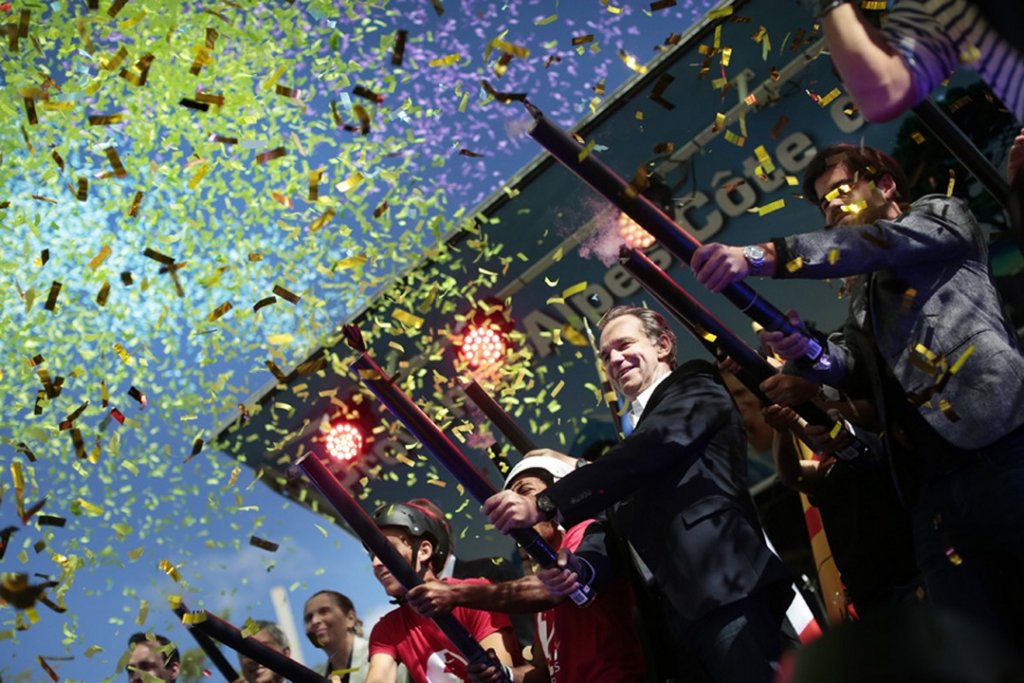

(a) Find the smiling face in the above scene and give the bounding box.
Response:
[240,627,288,683]
[303,594,356,653]
[813,161,900,228]
[370,527,433,598]
[599,314,673,401]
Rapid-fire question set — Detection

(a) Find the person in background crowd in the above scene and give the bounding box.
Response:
[126,632,180,683]
[304,590,369,682]
[235,620,291,683]
[691,142,1024,647]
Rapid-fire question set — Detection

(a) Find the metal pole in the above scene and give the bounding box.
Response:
[174,602,328,683]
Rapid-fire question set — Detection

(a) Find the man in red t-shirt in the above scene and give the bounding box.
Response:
[365,500,520,683]
[405,457,646,683]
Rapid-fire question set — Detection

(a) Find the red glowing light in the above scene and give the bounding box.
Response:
[325,422,364,462]
[461,325,506,368]
[617,213,656,249]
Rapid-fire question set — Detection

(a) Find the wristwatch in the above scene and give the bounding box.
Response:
[743,245,767,273]
[535,492,558,521]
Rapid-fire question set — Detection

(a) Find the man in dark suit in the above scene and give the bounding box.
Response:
[483,305,793,683]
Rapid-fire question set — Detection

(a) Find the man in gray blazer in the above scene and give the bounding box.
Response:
[691,142,1024,648]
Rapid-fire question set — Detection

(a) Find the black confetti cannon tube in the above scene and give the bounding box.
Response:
[173,603,327,683]
[297,453,508,682]
[351,353,594,607]
[171,604,240,682]
[524,101,830,369]
[460,379,538,454]
[621,247,872,463]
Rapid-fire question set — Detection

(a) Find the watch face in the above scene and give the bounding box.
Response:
[744,245,765,261]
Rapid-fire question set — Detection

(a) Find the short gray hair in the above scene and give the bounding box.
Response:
[249,620,288,650]
[597,305,677,369]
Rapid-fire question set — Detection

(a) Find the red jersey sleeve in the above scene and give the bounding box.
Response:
[367,611,400,660]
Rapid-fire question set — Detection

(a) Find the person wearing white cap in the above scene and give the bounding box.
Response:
[405,456,646,683]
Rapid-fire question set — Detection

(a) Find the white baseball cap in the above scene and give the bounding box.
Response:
[503,455,576,489]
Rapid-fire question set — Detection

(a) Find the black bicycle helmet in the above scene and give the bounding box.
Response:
[372,501,451,573]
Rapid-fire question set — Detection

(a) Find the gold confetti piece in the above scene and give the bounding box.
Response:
[207,302,232,322]
[262,63,289,91]
[724,130,746,147]
[104,147,127,178]
[241,617,261,638]
[88,112,124,125]
[267,333,294,346]
[938,399,960,422]
[429,53,461,68]
[159,560,182,582]
[143,247,174,265]
[618,49,647,74]
[757,199,785,216]
[708,6,734,19]
[44,281,62,311]
[249,536,279,552]
[572,34,594,46]
[827,248,840,264]
[911,131,926,144]
[534,14,557,25]
[786,256,804,272]
[309,208,335,232]
[253,296,276,312]
[830,421,844,439]
[113,343,133,364]
[37,656,59,682]
[181,611,207,624]
[562,281,588,298]
[949,345,975,374]
[394,310,424,328]
[127,190,143,217]
[841,199,867,215]
[946,169,956,197]
[336,173,364,193]
[336,254,368,270]
[256,147,286,164]
[272,285,300,304]
[818,88,841,107]
[75,498,104,515]
[96,282,110,306]
[960,44,982,65]
[136,599,149,625]
[577,138,596,162]
[754,145,775,175]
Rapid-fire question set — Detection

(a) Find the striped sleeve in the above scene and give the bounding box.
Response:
[882,0,1024,121]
